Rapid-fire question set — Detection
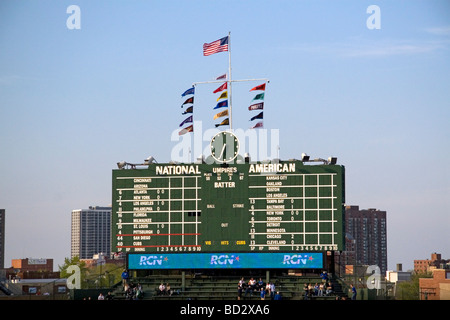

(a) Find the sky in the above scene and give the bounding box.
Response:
[0,0,449,272]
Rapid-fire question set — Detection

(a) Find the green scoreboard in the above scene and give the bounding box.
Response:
[112,159,345,260]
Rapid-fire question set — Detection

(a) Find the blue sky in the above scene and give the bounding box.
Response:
[0,0,449,271]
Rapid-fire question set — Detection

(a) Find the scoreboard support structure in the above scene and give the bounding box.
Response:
[112,159,345,272]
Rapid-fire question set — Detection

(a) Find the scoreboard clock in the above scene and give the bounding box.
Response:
[112,147,345,270]
[210,131,240,163]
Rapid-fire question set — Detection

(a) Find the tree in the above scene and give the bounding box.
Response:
[395,272,432,300]
[59,256,89,289]
[86,263,124,288]
[59,256,124,289]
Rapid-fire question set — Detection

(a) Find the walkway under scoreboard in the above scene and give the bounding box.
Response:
[112,160,345,270]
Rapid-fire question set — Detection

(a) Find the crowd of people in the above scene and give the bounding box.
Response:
[302,281,334,299]
[123,282,145,300]
[121,269,145,300]
[96,292,114,300]
[156,282,177,296]
[236,271,338,300]
[302,271,334,299]
[237,277,282,300]
[115,269,351,301]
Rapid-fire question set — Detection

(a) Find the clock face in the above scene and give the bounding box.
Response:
[210,131,240,163]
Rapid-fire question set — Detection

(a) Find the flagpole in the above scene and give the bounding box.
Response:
[192,78,269,86]
[228,31,232,130]
[195,33,269,131]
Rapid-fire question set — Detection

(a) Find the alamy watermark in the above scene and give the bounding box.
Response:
[66,5,81,30]
[170,121,280,165]
[366,265,382,289]
[66,265,81,289]
[65,5,379,31]
[367,5,381,30]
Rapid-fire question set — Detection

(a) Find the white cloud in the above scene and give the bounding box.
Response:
[342,41,444,57]
[425,26,450,36]
[285,39,449,58]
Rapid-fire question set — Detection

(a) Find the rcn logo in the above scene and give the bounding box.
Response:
[139,255,165,266]
[210,254,239,265]
[282,254,310,265]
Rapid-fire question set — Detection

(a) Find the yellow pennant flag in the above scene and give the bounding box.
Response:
[213,109,228,120]
[215,118,229,127]
[216,91,228,101]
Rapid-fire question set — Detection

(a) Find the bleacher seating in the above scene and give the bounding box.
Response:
[111,273,346,300]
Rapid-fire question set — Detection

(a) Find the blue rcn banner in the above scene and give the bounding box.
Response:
[128,252,323,270]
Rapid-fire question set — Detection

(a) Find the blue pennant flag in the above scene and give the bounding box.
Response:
[181,87,195,97]
[179,115,193,127]
[214,100,228,109]
[250,112,263,121]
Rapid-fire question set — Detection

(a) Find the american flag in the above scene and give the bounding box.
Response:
[203,36,229,56]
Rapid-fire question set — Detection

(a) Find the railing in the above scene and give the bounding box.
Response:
[0,281,14,295]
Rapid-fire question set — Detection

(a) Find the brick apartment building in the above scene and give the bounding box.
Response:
[419,269,450,300]
[8,258,59,279]
[11,258,53,272]
[343,205,388,274]
[414,253,450,274]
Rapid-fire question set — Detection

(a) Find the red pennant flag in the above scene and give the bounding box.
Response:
[251,121,263,129]
[248,102,264,111]
[213,82,227,93]
[179,125,194,135]
[250,83,266,91]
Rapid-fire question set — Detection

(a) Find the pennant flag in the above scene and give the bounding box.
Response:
[181,96,194,107]
[252,93,265,101]
[181,87,195,96]
[179,115,193,127]
[203,36,229,56]
[215,118,229,127]
[216,73,227,80]
[250,83,266,91]
[251,121,263,129]
[214,100,228,109]
[213,109,228,120]
[213,82,227,93]
[216,91,228,101]
[248,102,264,111]
[182,106,193,115]
[250,112,263,121]
[179,124,194,135]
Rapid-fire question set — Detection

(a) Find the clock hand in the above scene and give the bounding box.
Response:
[219,143,227,160]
